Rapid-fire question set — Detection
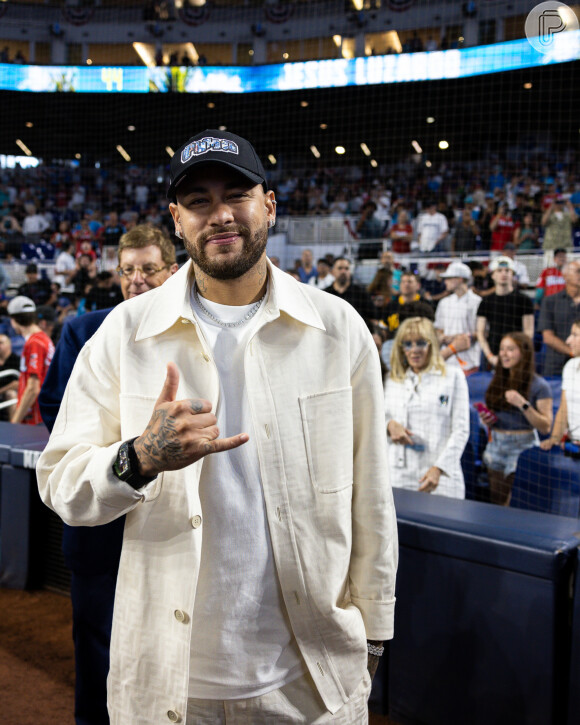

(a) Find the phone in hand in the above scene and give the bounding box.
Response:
[473,402,498,425]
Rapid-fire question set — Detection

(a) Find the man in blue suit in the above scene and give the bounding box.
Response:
[39,224,178,725]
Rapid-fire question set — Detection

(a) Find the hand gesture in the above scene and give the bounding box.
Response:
[505,389,526,409]
[134,363,248,478]
[451,333,471,353]
[418,466,441,493]
[387,420,413,446]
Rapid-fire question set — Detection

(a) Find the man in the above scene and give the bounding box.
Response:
[382,270,435,340]
[38,224,178,725]
[7,296,54,424]
[53,240,77,294]
[416,200,449,253]
[309,257,334,290]
[297,247,317,284]
[541,196,577,263]
[326,256,378,323]
[17,262,53,306]
[535,248,567,307]
[38,129,397,724]
[489,203,516,251]
[501,242,531,288]
[476,256,534,368]
[435,261,482,376]
[537,260,580,376]
[84,271,124,311]
[0,332,19,420]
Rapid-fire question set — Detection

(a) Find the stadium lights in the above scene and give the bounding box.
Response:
[320,123,328,130]
[425,160,432,167]
[218,125,226,131]
[15,139,32,156]
[207,102,215,109]
[370,159,378,168]
[127,125,136,131]
[300,100,309,107]
[310,145,321,159]
[335,146,346,155]
[360,142,371,156]
[116,145,131,162]
[333,35,342,47]
[426,117,435,124]
[351,0,364,9]
[523,82,532,89]
[268,154,277,165]
[25,121,33,128]
[86,59,92,65]
[438,140,449,149]
[165,146,174,157]
[75,153,81,159]
[411,140,423,154]
[133,42,155,68]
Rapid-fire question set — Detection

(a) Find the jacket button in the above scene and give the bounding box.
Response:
[167,710,181,722]
[174,609,189,624]
[190,515,202,529]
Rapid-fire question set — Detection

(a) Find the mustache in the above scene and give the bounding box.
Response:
[197,225,251,244]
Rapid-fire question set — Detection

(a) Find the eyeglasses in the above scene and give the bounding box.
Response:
[402,339,430,350]
[116,264,169,278]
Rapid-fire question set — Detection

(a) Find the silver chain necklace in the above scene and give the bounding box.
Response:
[193,286,266,328]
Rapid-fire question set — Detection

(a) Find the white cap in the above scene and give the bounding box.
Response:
[7,296,36,315]
[489,255,515,272]
[441,262,472,280]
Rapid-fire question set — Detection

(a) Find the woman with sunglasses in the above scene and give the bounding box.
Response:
[385,316,470,498]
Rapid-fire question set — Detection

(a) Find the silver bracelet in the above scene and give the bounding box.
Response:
[367,643,384,657]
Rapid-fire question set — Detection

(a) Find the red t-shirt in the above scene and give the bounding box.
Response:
[536,266,565,297]
[18,330,54,425]
[491,216,516,251]
[390,223,413,253]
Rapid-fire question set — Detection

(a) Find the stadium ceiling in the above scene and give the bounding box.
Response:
[1,60,578,170]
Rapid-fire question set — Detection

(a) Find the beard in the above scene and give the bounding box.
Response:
[184,223,268,280]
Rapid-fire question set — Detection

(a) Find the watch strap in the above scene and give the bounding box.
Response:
[113,437,156,490]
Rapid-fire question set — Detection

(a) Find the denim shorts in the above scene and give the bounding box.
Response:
[483,429,537,476]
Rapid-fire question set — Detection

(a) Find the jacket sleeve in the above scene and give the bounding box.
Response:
[36,320,154,527]
[434,368,470,476]
[349,343,398,641]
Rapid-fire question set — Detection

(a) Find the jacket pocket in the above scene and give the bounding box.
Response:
[299,387,353,493]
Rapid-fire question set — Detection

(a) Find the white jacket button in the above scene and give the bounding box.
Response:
[167,710,181,722]
[190,515,202,529]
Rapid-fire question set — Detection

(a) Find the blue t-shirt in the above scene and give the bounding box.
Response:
[494,375,552,430]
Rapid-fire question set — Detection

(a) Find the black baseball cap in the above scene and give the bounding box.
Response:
[167,129,268,200]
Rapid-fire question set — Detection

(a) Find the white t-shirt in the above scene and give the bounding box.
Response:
[54,251,76,291]
[434,289,482,371]
[188,287,303,699]
[416,211,448,252]
[562,357,580,440]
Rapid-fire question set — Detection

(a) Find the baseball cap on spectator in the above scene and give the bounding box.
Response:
[36,305,56,322]
[489,256,515,272]
[503,242,517,251]
[441,261,472,279]
[167,129,268,200]
[7,295,36,315]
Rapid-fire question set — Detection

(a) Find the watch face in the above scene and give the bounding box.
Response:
[114,442,131,478]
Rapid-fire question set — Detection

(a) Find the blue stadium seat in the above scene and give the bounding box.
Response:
[510,446,580,517]
[462,406,489,501]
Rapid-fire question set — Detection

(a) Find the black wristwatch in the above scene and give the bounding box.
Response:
[113,437,155,490]
[521,402,530,411]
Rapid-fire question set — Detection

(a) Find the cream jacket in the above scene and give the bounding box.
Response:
[384,365,470,499]
[37,260,398,724]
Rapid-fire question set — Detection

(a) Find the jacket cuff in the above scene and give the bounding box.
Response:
[351,595,396,641]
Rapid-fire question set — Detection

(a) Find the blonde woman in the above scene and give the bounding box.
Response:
[385,317,470,498]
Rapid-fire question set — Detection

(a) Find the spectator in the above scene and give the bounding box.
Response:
[535,248,567,307]
[501,243,531,288]
[326,256,377,323]
[478,197,496,251]
[388,209,413,254]
[435,261,482,376]
[356,200,383,239]
[0,333,20,421]
[71,253,97,300]
[84,271,124,311]
[537,259,580,376]
[296,248,317,284]
[489,203,516,251]
[50,220,74,249]
[479,332,553,505]
[22,203,50,241]
[308,258,334,290]
[468,260,495,298]
[0,259,10,293]
[382,270,435,341]
[476,256,534,368]
[416,200,449,253]
[541,196,577,263]
[452,209,479,253]
[541,318,580,451]
[385,316,470,498]
[6,296,54,425]
[513,211,539,250]
[17,263,53,306]
[53,240,77,293]
[421,262,449,306]
[368,250,395,310]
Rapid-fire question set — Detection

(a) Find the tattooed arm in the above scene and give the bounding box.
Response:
[134,362,248,478]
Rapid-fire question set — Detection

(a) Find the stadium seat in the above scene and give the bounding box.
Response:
[510,446,580,517]
[466,371,491,403]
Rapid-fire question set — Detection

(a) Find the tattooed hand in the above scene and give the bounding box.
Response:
[133,362,248,477]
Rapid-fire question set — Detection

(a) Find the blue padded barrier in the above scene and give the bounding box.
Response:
[511,446,580,518]
[387,489,580,725]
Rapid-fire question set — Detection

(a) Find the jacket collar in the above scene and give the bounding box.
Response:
[135,258,325,342]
